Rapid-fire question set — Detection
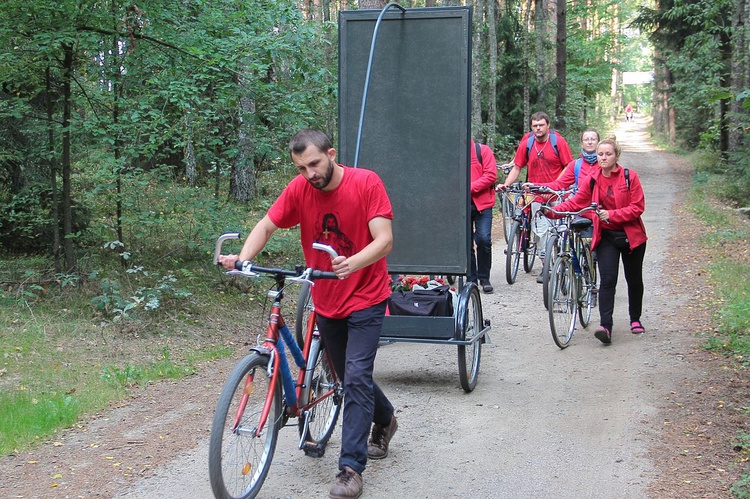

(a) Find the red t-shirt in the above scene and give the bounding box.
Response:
[512,131,573,183]
[268,166,393,319]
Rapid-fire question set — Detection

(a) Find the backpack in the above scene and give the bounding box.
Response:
[475,141,483,166]
[526,131,559,160]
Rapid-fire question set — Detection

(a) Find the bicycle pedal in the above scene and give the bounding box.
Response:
[302,442,326,458]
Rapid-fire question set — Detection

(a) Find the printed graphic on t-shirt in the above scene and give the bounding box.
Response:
[315,212,355,256]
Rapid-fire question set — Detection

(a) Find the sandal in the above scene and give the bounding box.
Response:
[630,321,645,334]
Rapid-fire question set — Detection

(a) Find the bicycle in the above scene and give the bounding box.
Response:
[543,204,600,349]
[209,233,343,499]
[503,184,551,284]
[497,163,515,243]
[536,187,575,310]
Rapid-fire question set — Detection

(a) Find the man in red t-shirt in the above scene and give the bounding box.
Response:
[497,111,573,282]
[218,129,397,499]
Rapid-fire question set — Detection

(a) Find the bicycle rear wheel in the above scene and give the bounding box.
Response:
[548,257,577,349]
[298,333,342,456]
[541,233,559,309]
[209,353,282,499]
[505,220,522,284]
[457,283,482,392]
[577,243,598,328]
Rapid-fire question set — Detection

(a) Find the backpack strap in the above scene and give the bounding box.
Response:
[589,168,631,192]
[475,141,483,167]
[574,158,583,187]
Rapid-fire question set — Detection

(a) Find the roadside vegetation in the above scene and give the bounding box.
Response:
[686,150,750,497]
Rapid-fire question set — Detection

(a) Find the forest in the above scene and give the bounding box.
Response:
[0,0,747,273]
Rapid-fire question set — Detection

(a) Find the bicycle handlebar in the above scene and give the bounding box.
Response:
[543,202,599,217]
[213,233,339,281]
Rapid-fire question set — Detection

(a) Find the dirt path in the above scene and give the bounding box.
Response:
[1,116,746,498]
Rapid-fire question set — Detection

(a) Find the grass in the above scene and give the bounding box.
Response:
[687,160,750,498]
[0,282,238,455]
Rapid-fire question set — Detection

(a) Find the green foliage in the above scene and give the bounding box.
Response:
[690,165,750,364]
[732,432,750,497]
[0,390,80,455]
[100,347,194,388]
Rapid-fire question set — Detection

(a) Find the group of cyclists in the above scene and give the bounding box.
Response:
[217,116,648,498]
[473,111,648,345]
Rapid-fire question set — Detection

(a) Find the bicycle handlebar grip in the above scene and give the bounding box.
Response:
[312,242,339,259]
[310,270,338,280]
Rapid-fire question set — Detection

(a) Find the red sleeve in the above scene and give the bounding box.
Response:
[608,169,645,225]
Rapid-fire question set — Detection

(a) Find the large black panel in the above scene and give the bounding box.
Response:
[338,7,471,275]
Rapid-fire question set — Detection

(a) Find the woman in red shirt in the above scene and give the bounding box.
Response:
[544,136,647,344]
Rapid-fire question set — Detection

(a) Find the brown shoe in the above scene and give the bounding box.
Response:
[329,466,362,499]
[367,416,398,459]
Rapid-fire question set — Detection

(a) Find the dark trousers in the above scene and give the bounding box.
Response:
[469,204,493,282]
[316,300,394,475]
[596,238,646,329]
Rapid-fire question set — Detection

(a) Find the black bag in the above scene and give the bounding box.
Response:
[602,230,629,250]
[387,285,454,317]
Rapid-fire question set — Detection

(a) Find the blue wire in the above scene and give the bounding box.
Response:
[354,2,406,168]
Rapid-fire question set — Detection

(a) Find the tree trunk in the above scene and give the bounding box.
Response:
[359,0,386,8]
[229,84,256,203]
[534,0,547,108]
[472,0,484,140]
[487,0,497,147]
[729,0,748,152]
[184,115,196,186]
[523,0,533,127]
[46,67,61,273]
[554,0,566,131]
[61,43,75,271]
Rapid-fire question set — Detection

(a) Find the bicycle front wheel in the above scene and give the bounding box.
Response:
[209,353,282,499]
[501,194,514,243]
[541,233,559,310]
[548,257,577,349]
[295,281,314,348]
[505,220,522,284]
[523,227,537,273]
[298,333,341,454]
[577,243,598,328]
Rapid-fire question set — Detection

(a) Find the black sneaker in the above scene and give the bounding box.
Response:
[479,279,494,293]
[594,326,612,344]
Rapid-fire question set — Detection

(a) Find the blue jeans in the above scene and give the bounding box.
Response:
[469,204,493,282]
[316,300,394,475]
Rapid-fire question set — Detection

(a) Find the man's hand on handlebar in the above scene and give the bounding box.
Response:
[217,254,240,270]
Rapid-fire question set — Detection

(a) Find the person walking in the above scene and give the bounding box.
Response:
[469,139,497,293]
[498,111,574,282]
[543,135,647,344]
[528,128,600,191]
[219,129,398,498]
